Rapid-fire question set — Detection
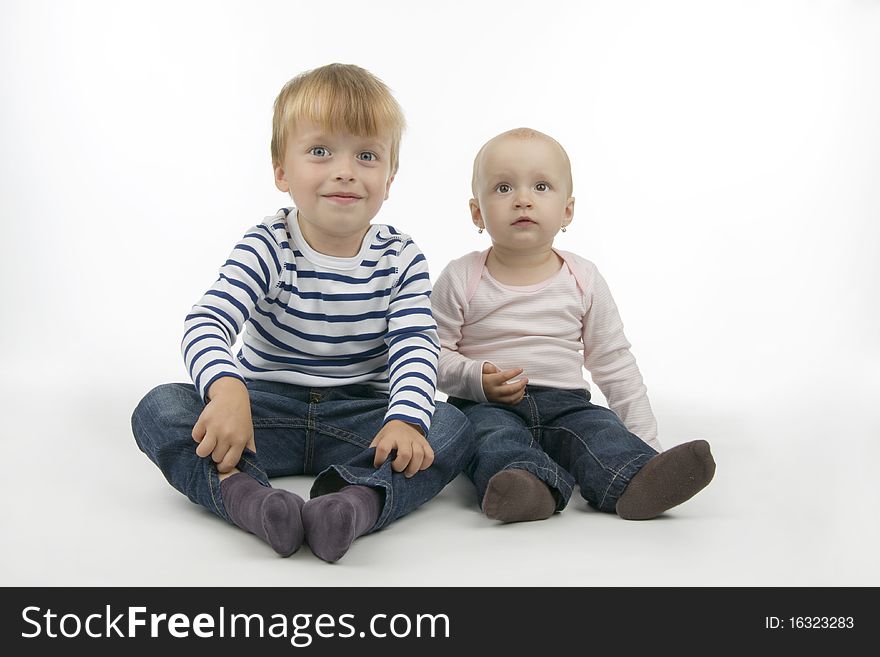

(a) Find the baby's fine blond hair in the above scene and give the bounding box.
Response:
[471,128,573,198]
[271,63,406,175]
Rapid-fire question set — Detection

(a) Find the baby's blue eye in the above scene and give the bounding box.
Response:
[497,184,511,193]
[357,151,377,162]
[310,147,329,157]
[535,182,549,191]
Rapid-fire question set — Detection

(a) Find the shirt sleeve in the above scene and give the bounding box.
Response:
[582,266,662,451]
[181,224,283,402]
[432,259,489,402]
[383,238,440,435]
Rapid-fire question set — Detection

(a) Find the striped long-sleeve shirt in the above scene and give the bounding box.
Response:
[432,249,660,451]
[181,207,439,434]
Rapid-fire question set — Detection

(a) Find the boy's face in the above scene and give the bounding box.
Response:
[274,119,395,253]
[470,136,574,254]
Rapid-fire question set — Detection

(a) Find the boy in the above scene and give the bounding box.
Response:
[132,64,473,562]
[432,128,715,523]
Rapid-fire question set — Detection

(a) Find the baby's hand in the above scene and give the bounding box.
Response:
[481,362,528,405]
[370,420,435,478]
[191,377,256,474]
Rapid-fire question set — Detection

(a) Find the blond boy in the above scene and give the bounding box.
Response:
[132,64,472,561]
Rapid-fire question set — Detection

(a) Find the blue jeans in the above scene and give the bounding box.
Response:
[448,386,658,513]
[131,379,474,532]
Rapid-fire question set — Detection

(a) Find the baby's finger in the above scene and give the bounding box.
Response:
[491,368,524,384]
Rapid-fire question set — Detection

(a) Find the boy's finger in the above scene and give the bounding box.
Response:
[373,442,391,467]
[219,444,244,473]
[192,418,206,442]
[212,442,229,464]
[391,445,413,473]
[195,433,216,458]
[404,445,424,477]
[421,443,435,470]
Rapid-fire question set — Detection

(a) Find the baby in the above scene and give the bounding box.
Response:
[432,128,715,522]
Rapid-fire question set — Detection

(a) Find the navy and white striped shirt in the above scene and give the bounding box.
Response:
[181,207,439,434]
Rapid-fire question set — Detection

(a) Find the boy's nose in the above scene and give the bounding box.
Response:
[334,171,355,181]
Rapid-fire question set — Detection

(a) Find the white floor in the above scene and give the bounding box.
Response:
[4,375,878,587]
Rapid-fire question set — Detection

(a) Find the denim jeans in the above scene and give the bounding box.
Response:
[131,379,474,532]
[448,386,658,513]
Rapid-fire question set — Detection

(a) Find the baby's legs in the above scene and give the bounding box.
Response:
[540,390,714,518]
[131,382,307,555]
[449,398,573,523]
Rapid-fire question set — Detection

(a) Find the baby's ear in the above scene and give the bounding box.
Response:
[469,199,484,229]
[565,196,575,222]
[274,165,289,193]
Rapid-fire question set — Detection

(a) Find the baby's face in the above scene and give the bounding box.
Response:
[471,136,573,254]
[274,119,394,253]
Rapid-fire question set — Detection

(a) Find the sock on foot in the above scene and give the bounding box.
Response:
[220,472,305,556]
[615,440,716,520]
[482,469,556,523]
[302,485,382,563]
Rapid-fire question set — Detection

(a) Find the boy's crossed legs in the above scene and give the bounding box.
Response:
[132,380,472,561]
[450,387,715,522]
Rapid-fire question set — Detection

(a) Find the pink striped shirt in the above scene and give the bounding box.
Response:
[432,249,661,450]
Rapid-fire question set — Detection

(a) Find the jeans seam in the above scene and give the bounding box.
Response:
[334,465,392,532]
[504,461,572,497]
[526,394,540,445]
[306,401,316,471]
[207,463,225,518]
[543,423,646,508]
[598,453,648,510]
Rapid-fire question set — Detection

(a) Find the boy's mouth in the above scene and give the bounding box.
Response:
[323,193,363,205]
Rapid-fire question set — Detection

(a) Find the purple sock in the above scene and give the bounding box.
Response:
[302,485,382,563]
[220,472,305,557]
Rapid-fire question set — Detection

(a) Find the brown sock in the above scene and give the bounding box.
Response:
[482,469,557,523]
[615,440,716,520]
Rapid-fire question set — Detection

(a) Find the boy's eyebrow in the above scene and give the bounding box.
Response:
[292,130,389,151]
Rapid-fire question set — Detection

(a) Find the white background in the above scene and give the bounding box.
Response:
[2,0,878,586]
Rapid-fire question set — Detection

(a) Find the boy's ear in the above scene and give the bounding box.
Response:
[384,174,395,200]
[274,165,290,193]
[469,199,484,230]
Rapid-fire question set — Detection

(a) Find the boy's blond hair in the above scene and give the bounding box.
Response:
[471,127,573,198]
[271,63,406,175]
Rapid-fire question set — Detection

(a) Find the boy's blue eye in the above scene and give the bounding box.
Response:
[310,147,329,157]
[357,151,377,162]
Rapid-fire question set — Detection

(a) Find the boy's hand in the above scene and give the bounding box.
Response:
[370,420,435,478]
[481,362,528,405]
[191,377,256,474]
